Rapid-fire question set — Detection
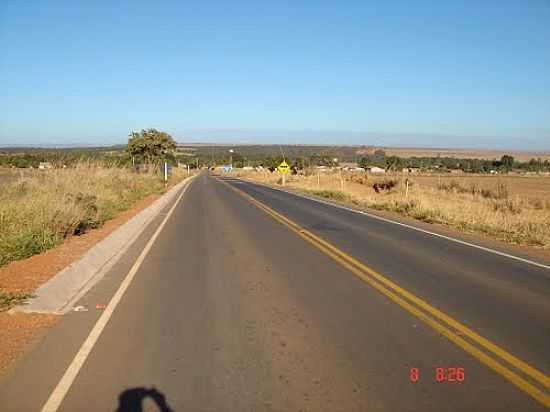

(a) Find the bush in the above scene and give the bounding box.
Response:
[391,199,420,214]
[480,183,508,199]
[491,199,522,214]
[529,198,544,210]
[0,291,33,311]
[438,180,465,193]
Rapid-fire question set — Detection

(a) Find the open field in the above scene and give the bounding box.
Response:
[233,169,550,249]
[372,147,550,162]
[0,163,187,269]
[398,174,550,202]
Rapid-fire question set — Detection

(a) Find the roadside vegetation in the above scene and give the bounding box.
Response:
[0,291,32,312]
[0,129,188,268]
[234,170,550,249]
[0,163,168,267]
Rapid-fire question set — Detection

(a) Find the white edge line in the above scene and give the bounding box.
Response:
[40,179,193,412]
[55,178,191,314]
[234,177,550,272]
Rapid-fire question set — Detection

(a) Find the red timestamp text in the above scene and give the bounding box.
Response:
[409,367,466,383]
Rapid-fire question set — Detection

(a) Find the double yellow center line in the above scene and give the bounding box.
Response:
[219,177,550,407]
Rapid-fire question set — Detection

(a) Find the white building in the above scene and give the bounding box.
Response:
[368,166,385,174]
[38,162,53,170]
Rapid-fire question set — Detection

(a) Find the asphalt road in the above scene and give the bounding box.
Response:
[1,172,549,411]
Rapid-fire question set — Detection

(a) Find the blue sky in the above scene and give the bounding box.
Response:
[1,0,549,149]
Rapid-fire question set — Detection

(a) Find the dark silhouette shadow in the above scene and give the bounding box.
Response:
[115,387,174,412]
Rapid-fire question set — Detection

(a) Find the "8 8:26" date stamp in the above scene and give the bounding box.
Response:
[410,367,465,383]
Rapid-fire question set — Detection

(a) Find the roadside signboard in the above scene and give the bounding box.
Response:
[277,160,290,174]
[159,163,172,174]
[160,162,172,182]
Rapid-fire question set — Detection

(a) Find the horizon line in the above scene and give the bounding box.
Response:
[1,142,549,155]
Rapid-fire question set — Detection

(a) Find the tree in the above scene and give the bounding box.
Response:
[127,129,176,164]
[500,155,514,171]
[292,156,307,170]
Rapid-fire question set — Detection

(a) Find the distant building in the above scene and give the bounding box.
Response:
[38,162,53,170]
[368,166,386,174]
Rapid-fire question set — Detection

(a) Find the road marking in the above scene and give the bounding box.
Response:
[234,178,550,272]
[220,178,550,407]
[40,178,194,412]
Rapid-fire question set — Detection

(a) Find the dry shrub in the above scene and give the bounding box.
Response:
[491,199,522,214]
[529,198,544,210]
[480,183,509,200]
[438,180,466,193]
[347,173,369,185]
[309,190,349,202]
[438,180,509,199]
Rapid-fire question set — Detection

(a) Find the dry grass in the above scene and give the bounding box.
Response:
[400,174,550,202]
[0,169,37,185]
[0,163,187,267]
[234,169,550,249]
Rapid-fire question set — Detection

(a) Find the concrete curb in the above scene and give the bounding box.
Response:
[12,175,195,315]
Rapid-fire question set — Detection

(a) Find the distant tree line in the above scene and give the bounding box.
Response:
[2,140,549,174]
[357,151,550,173]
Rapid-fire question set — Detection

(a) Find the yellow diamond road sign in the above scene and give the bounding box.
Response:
[277,160,290,174]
